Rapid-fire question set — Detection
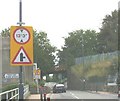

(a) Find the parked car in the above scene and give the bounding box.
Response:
[53,84,66,93]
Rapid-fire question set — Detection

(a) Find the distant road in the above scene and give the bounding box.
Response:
[46,90,118,101]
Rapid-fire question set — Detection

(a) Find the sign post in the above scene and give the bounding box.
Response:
[19,0,23,99]
[118,2,120,99]
[33,63,40,94]
[10,0,33,100]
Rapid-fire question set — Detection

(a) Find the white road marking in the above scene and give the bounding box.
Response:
[70,92,80,99]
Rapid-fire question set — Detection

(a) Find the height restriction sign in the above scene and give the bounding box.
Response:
[10,26,33,66]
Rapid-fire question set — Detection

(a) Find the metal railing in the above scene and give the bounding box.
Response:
[0,85,30,100]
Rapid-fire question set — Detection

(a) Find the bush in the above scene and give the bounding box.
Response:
[39,80,45,86]
[2,84,18,92]
[29,82,37,88]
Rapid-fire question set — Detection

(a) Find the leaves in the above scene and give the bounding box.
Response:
[97,10,118,53]
[0,28,10,37]
[58,29,98,68]
[33,31,56,72]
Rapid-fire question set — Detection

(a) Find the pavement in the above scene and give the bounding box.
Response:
[27,94,40,99]
[27,93,51,100]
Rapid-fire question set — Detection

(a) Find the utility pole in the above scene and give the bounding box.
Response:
[17,0,25,100]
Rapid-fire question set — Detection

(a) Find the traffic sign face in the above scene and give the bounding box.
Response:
[34,69,41,79]
[13,27,30,44]
[10,26,33,66]
[12,47,32,64]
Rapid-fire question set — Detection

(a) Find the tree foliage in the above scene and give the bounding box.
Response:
[0,28,10,37]
[97,10,118,53]
[34,31,56,72]
[58,29,98,67]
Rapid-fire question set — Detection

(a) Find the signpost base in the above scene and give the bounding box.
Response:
[19,83,24,99]
[19,66,24,100]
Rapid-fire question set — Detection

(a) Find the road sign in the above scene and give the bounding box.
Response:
[4,74,19,79]
[12,47,32,64]
[13,27,30,44]
[10,26,33,66]
[34,69,41,79]
[35,69,41,75]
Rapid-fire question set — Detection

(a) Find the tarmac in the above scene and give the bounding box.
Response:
[27,91,117,100]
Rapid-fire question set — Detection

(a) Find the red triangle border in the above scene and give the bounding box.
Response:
[12,46,32,64]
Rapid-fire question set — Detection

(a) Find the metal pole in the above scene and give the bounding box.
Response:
[19,0,22,25]
[118,2,120,100]
[18,0,24,100]
[40,70,43,101]
[118,2,120,99]
[19,66,24,99]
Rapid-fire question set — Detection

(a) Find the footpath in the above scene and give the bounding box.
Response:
[27,94,40,99]
[27,93,51,101]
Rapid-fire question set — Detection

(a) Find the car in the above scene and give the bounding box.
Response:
[53,84,66,93]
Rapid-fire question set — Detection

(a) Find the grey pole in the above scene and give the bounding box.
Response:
[18,0,24,100]
[118,1,120,99]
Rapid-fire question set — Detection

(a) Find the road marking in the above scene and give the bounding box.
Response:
[70,92,79,99]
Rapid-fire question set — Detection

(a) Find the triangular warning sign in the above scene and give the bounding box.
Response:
[12,47,32,64]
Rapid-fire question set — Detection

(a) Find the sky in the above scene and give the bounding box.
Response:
[0,0,119,49]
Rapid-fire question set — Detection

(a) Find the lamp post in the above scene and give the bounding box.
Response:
[83,79,86,91]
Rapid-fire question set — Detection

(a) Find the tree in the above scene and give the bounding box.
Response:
[0,28,10,37]
[58,29,98,68]
[97,10,118,53]
[34,31,56,73]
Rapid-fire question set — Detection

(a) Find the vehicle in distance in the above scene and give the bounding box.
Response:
[53,84,66,93]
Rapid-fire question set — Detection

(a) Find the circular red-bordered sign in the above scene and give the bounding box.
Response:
[13,27,30,44]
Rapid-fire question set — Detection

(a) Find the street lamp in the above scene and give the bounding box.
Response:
[83,79,86,91]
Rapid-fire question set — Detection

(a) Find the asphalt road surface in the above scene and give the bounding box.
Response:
[46,90,118,101]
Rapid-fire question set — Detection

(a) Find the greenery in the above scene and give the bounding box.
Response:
[1,28,10,37]
[39,79,45,86]
[97,10,118,53]
[57,29,98,68]
[33,31,56,73]
[58,10,118,70]
[29,82,38,88]
[71,56,118,83]
[2,84,18,92]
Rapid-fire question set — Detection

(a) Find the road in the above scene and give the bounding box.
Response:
[46,90,118,101]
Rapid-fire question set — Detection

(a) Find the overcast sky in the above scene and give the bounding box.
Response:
[0,0,119,49]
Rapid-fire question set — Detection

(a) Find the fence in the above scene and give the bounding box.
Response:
[0,85,30,100]
[75,51,118,65]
